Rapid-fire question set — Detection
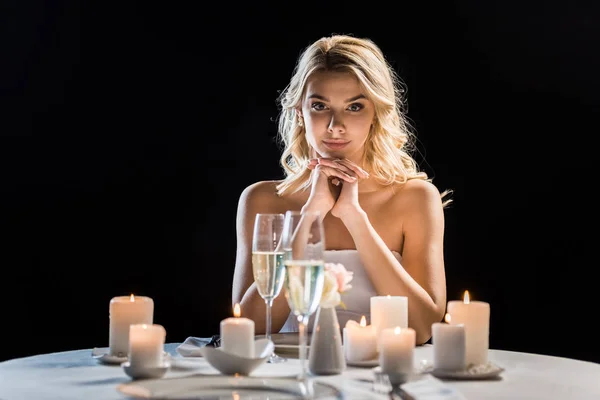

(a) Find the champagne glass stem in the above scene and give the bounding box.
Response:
[265,298,273,342]
[298,314,308,381]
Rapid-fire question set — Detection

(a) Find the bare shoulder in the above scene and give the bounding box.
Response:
[240,180,280,200]
[391,179,444,211]
[238,180,289,214]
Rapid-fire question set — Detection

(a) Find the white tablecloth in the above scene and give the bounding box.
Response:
[0,343,599,399]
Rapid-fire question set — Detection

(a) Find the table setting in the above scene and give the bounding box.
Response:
[79,210,511,399]
[82,281,503,399]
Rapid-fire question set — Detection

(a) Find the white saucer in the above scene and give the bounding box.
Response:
[199,338,274,376]
[91,347,128,365]
[347,357,379,367]
[91,347,170,366]
[419,361,505,380]
[122,361,171,380]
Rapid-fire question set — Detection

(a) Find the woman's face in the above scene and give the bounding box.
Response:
[300,70,375,163]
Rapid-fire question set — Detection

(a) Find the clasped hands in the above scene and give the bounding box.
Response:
[304,157,370,220]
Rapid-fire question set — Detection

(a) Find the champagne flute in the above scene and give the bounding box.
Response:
[252,213,287,363]
[281,210,326,390]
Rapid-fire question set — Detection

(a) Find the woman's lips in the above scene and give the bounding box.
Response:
[323,141,350,150]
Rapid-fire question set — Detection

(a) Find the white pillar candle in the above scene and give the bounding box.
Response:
[343,316,378,362]
[109,294,154,357]
[379,327,416,375]
[447,290,490,365]
[370,295,408,342]
[432,313,466,371]
[220,303,255,358]
[128,324,166,367]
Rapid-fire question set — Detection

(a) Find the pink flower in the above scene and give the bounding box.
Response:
[319,263,354,308]
[326,262,353,293]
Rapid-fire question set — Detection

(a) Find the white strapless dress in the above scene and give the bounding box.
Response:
[279,249,402,333]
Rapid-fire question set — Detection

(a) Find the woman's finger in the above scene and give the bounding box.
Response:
[336,159,370,179]
[314,164,357,183]
[316,158,356,177]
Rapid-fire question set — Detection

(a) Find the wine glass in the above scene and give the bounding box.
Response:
[281,210,326,389]
[252,213,287,363]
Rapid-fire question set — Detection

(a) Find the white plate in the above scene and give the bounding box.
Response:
[419,361,505,380]
[117,375,344,399]
[347,358,378,367]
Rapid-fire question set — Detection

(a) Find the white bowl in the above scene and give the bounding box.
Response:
[121,360,171,380]
[199,338,274,376]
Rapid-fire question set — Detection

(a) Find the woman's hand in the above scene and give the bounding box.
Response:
[306,158,369,220]
[303,158,357,217]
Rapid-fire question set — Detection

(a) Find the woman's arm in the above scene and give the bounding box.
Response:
[231,182,292,334]
[342,180,447,344]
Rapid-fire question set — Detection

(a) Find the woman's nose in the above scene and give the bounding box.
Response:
[327,113,345,134]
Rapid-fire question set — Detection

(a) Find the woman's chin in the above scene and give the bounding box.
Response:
[319,149,346,159]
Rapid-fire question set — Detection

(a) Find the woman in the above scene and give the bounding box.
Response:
[232,34,451,345]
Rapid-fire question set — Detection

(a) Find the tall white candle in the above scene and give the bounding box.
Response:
[432,313,466,371]
[447,290,490,365]
[109,295,154,357]
[370,295,408,342]
[128,324,166,367]
[220,303,255,358]
[379,326,416,375]
[343,316,378,362]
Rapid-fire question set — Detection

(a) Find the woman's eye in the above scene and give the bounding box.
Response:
[311,102,326,111]
[348,103,364,112]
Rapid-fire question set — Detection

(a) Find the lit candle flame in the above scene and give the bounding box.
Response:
[233,303,241,318]
[129,294,135,302]
[463,290,470,304]
[394,326,401,335]
[386,295,391,299]
[142,324,148,330]
[360,316,367,327]
[444,313,451,323]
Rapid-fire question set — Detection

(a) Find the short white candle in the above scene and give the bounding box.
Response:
[109,294,154,357]
[447,290,490,365]
[220,303,255,358]
[128,324,166,367]
[371,295,408,337]
[379,326,416,375]
[343,316,378,362]
[432,313,466,371]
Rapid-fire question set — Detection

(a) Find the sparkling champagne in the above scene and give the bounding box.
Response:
[283,260,325,318]
[252,251,286,300]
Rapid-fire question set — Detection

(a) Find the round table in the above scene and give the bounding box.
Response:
[0,343,598,399]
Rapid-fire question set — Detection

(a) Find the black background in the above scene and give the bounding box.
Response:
[1,1,598,364]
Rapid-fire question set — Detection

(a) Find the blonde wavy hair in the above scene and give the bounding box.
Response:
[275,34,451,205]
